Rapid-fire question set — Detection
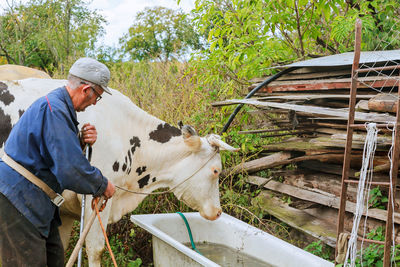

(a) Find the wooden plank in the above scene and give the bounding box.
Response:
[314,128,346,135]
[314,122,348,129]
[267,75,397,86]
[260,131,312,138]
[260,76,398,93]
[288,66,351,75]
[331,133,392,144]
[238,127,311,134]
[253,191,400,248]
[253,190,337,247]
[310,137,392,150]
[356,100,370,111]
[368,93,397,113]
[263,138,344,152]
[298,160,356,178]
[226,152,344,175]
[248,69,351,84]
[224,151,292,176]
[280,168,400,204]
[248,176,400,224]
[280,170,360,202]
[211,94,374,107]
[224,99,396,122]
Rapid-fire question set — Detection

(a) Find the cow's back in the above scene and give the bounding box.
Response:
[0,78,66,153]
[0,65,50,80]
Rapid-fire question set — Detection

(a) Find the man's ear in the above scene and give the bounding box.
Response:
[81,84,91,95]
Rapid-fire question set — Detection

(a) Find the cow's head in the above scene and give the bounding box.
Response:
[172,125,238,221]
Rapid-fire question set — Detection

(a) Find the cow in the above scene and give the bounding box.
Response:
[0,77,238,266]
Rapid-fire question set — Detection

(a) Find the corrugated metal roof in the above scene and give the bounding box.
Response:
[284,49,400,68]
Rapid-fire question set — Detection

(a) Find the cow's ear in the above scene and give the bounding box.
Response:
[207,134,239,152]
[182,125,201,151]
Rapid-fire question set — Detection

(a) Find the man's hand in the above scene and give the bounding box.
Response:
[80,123,97,146]
[103,181,115,199]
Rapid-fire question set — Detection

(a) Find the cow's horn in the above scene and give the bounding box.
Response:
[181,125,198,139]
[182,125,200,151]
[207,134,240,152]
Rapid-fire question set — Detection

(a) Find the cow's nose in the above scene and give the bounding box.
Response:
[216,209,222,218]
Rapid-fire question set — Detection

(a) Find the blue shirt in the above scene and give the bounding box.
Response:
[0,87,108,237]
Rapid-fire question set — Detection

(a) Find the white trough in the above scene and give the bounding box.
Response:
[130,212,334,267]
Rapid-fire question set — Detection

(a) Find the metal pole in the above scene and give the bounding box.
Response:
[77,145,90,267]
[77,196,86,267]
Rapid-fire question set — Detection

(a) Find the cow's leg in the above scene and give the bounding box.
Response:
[85,196,113,267]
[59,214,75,250]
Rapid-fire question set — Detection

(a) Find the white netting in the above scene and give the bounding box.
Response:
[357,20,400,96]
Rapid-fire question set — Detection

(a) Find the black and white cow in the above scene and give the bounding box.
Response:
[0,77,238,266]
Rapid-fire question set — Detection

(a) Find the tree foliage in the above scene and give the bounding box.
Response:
[0,0,106,72]
[190,0,400,95]
[120,6,202,62]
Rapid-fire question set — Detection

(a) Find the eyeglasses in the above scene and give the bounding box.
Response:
[91,87,102,102]
[81,82,102,102]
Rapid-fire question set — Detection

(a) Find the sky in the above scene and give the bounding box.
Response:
[0,0,195,47]
[89,0,195,47]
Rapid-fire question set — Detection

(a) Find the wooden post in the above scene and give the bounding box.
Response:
[383,70,400,267]
[335,18,362,262]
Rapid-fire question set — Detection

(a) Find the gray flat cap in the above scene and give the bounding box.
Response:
[69,57,112,95]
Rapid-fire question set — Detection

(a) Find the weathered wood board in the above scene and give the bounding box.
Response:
[253,191,337,247]
[248,176,400,224]
[224,99,396,123]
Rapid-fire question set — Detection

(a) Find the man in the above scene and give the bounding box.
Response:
[0,58,115,267]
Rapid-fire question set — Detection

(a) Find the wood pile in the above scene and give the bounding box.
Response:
[213,65,400,248]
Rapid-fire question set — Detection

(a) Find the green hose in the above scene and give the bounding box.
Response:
[176,212,202,255]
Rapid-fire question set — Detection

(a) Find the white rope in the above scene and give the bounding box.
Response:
[345,122,378,267]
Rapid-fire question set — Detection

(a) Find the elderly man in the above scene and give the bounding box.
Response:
[0,58,115,267]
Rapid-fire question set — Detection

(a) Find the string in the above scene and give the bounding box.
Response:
[345,122,378,266]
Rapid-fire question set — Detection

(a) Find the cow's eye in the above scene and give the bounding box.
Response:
[212,168,220,177]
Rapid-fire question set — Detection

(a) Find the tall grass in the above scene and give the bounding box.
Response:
[107,61,210,132]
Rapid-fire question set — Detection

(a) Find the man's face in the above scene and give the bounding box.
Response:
[76,83,104,112]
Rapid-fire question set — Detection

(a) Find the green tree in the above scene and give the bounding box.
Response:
[0,0,106,72]
[120,6,202,62]
[191,0,400,95]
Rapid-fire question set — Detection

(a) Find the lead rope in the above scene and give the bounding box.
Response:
[92,197,118,267]
[115,150,218,195]
[66,196,106,267]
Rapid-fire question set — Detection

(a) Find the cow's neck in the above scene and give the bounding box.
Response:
[109,112,194,222]
[110,139,193,223]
